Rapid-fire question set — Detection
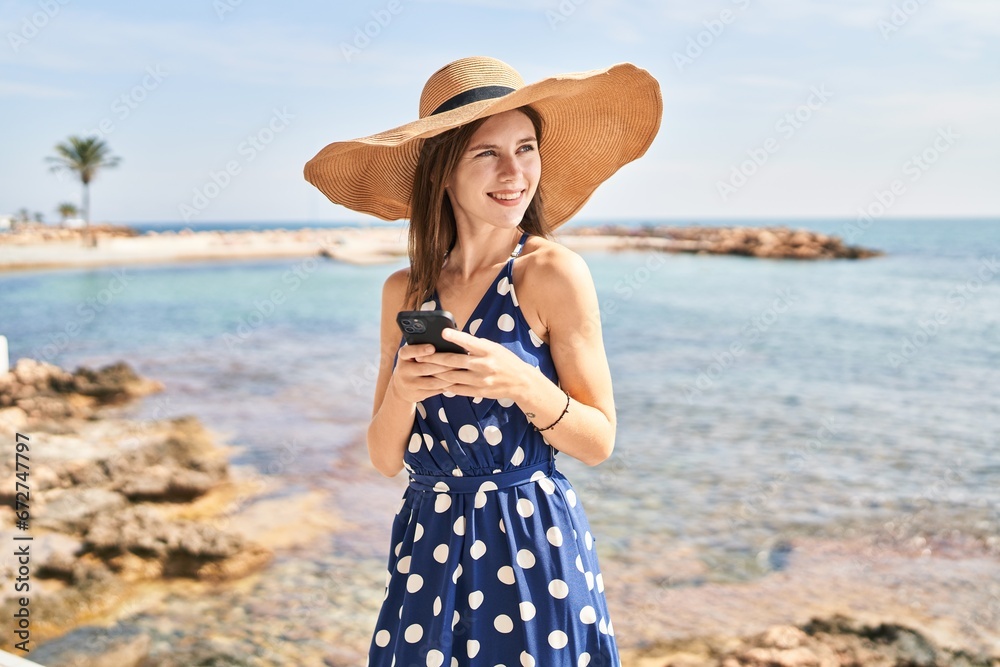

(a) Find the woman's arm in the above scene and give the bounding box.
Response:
[367,268,461,477]
[512,247,617,465]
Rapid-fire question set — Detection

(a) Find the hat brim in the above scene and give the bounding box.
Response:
[303,63,663,229]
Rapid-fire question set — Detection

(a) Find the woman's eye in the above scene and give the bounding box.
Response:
[476,150,496,158]
[518,144,536,153]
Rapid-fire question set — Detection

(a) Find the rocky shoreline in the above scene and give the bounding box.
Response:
[0,359,282,661]
[0,222,882,273]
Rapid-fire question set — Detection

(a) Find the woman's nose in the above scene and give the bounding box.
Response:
[497,153,520,179]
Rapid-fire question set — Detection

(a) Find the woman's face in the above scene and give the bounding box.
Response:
[444,109,541,232]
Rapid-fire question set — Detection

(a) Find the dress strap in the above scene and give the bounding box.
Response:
[510,231,530,258]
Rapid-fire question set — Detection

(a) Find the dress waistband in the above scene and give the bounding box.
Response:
[408,459,555,494]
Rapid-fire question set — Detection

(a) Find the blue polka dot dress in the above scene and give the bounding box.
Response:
[367,231,621,667]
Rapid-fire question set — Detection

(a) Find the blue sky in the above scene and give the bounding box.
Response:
[2,0,997,224]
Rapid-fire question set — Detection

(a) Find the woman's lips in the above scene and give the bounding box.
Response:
[487,190,525,206]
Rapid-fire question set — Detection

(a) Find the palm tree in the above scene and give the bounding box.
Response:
[46,136,121,228]
[57,202,79,222]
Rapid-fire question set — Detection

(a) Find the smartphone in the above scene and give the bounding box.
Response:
[396,310,469,354]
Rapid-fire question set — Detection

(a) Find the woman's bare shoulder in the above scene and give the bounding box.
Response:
[521,234,593,287]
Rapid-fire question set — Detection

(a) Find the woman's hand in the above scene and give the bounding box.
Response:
[423,328,534,401]
[390,343,457,404]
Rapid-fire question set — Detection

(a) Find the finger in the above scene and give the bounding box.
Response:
[423,351,471,369]
[441,328,487,352]
[398,343,436,359]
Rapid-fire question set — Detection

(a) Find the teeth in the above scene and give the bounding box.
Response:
[490,192,521,201]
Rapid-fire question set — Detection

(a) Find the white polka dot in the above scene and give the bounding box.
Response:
[516,548,536,568]
[548,630,568,649]
[416,402,426,419]
[405,623,423,642]
[443,389,455,398]
[472,396,483,404]
[585,571,595,590]
[608,620,615,636]
[599,617,608,634]
[580,605,597,624]
[519,600,536,621]
[458,424,479,443]
[497,276,511,295]
[408,433,422,453]
[494,614,514,633]
[420,300,436,310]
[399,604,404,618]
[469,590,484,609]
[483,425,502,445]
[396,555,411,574]
[469,318,482,335]
[596,573,605,592]
[433,596,442,616]
[498,313,515,331]
[516,498,535,518]
[426,649,444,667]
[470,540,487,559]
[546,526,563,547]
[440,439,449,452]
[453,516,466,536]
[497,565,515,584]
[578,654,591,667]
[424,433,435,450]
[433,543,449,564]
[394,541,402,556]
[451,467,462,476]
[510,285,519,307]
[375,629,390,647]
[511,446,525,465]
[467,640,480,658]
[576,555,584,572]
[498,397,515,407]
[479,481,498,493]
[438,407,448,423]
[529,329,544,347]
[499,517,506,533]
[407,574,423,593]
[452,563,462,583]
[413,523,424,542]
[474,491,488,508]
[434,493,452,513]
[566,489,577,507]
[548,579,569,599]
[585,531,593,550]
[520,651,535,667]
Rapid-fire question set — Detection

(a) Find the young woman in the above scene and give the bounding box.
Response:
[305,56,662,667]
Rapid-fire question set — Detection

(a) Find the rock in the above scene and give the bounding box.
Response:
[35,488,130,534]
[29,623,150,667]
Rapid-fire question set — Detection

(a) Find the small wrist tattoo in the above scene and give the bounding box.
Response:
[525,412,536,418]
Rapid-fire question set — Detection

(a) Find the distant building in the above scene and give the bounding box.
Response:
[63,218,85,228]
[0,215,13,231]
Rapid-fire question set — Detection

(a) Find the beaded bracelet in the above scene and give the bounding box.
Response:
[533,390,570,432]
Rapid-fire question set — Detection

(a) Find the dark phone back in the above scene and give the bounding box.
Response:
[396,310,468,354]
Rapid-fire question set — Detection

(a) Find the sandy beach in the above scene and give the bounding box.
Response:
[0,223,881,273]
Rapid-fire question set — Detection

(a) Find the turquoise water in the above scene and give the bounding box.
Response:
[1,218,997,581]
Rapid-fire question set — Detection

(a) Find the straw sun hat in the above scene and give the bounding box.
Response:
[303,56,662,229]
